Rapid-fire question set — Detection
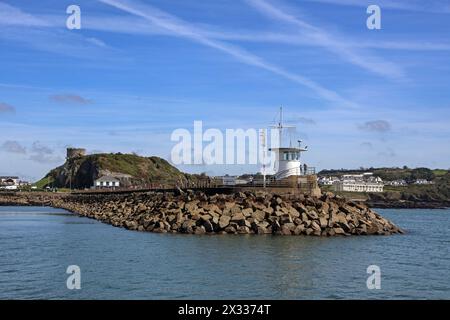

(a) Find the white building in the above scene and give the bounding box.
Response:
[0,176,19,186]
[333,173,384,193]
[260,107,314,181]
[269,147,311,180]
[334,180,384,193]
[414,179,434,185]
[318,176,340,186]
[385,179,407,186]
[94,176,120,189]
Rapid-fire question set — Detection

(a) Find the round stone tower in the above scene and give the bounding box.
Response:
[66,148,86,160]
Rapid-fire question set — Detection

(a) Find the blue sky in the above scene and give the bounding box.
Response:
[1,0,450,181]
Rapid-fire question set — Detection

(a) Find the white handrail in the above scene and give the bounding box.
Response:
[274,167,299,180]
[272,166,316,180]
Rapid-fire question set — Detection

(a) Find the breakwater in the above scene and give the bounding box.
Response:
[0,190,403,236]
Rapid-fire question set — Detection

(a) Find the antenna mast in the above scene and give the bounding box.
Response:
[278,106,283,148]
[259,129,267,188]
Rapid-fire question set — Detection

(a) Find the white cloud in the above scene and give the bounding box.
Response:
[244,0,405,80]
[0,102,16,113]
[86,37,108,48]
[29,141,63,164]
[98,0,357,108]
[1,140,26,154]
[0,3,112,59]
[358,120,392,133]
[303,0,450,14]
[0,2,50,27]
[49,94,93,105]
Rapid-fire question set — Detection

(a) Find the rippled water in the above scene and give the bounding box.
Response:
[0,206,448,299]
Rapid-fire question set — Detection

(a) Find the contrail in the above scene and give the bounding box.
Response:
[245,0,405,80]
[98,0,358,108]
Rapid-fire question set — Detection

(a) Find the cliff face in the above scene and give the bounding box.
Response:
[366,190,450,209]
[36,153,197,189]
[363,174,450,208]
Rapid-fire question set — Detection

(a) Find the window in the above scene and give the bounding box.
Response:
[282,152,300,161]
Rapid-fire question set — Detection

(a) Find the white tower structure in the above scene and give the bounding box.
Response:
[269,107,308,180]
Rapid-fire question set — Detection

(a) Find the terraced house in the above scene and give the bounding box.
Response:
[333,173,384,193]
[94,176,120,189]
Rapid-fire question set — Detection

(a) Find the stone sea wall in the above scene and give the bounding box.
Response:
[0,190,403,236]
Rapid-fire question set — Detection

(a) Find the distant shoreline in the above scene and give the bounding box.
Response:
[319,167,450,210]
[368,201,450,210]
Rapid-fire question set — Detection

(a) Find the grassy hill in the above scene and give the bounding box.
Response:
[35,153,202,189]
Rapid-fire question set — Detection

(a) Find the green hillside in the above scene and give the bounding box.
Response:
[35,153,201,189]
[319,167,450,207]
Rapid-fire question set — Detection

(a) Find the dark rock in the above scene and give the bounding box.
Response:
[203,220,214,233]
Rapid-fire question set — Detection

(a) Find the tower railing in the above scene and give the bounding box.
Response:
[272,166,316,180]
